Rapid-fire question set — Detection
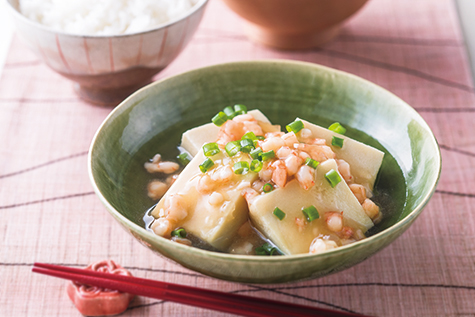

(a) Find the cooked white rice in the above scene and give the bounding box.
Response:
[19,0,199,35]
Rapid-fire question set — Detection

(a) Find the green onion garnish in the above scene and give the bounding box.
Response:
[202,142,220,157]
[256,135,265,140]
[255,243,279,256]
[250,159,263,172]
[305,157,319,169]
[176,152,191,166]
[263,183,274,193]
[325,169,341,188]
[302,205,320,222]
[171,228,187,238]
[250,147,263,160]
[242,131,257,141]
[225,141,241,157]
[240,139,255,153]
[223,106,236,119]
[286,120,304,133]
[332,136,344,148]
[199,158,214,173]
[233,161,249,174]
[328,122,347,135]
[261,150,275,161]
[273,207,286,220]
[234,104,247,114]
[211,111,228,126]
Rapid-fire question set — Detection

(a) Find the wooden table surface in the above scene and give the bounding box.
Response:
[1,0,475,316]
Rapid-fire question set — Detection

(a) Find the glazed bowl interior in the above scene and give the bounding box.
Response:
[89,60,441,284]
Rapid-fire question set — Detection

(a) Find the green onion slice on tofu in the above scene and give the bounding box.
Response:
[202,142,220,157]
[199,158,214,173]
[261,150,275,161]
[233,161,249,174]
[302,205,320,222]
[286,120,304,133]
[223,106,236,119]
[211,111,228,126]
[305,157,319,169]
[332,136,344,148]
[263,183,274,193]
[234,104,247,114]
[273,207,286,220]
[225,141,241,157]
[176,152,191,166]
[241,131,257,141]
[325,169,341,188]
[240,139,255,153]
[171,228,187,238]
[250,147,263,160]
[250,159,263,173]
[328,122,347,134]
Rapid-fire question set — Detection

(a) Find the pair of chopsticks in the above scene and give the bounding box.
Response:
[33,262,370,317]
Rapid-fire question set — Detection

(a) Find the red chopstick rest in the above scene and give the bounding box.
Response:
[66,260,134,316]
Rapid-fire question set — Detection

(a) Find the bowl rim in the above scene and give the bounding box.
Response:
[6,0,208,39]
[88,59,442,263]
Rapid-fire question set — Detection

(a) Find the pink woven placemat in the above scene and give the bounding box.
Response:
[1,0,474,316]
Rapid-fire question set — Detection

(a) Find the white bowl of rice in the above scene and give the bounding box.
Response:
[6,0,208,105]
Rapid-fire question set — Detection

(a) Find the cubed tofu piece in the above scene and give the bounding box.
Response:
[181,109,279,156]
[248,159,373,255]
[152,150,257,251]
[296,119,384,190]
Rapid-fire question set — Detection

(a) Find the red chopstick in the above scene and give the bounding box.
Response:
[32,262,371,317]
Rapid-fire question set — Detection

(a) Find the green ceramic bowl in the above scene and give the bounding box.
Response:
[88,60,441,284]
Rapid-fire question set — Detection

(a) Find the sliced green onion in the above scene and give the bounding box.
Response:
[325,169,341,188]
[171,228,187,238]
[250,159,263,172]
[302,205,320,222]
[225,141,241,157]
[286,120,304,133]
[261,150,275,161]
[223,106,236,119]
[255,243,279,256]
[332,136,344,148]
[263,183,274,193]
[256,135,265,140]
[241,131,257,141]
[250,147,263,160]
[328,122,346,135]
[273,207,286,220]
[233,161,249,174]
[177,152,191,166]
[202,142,220,157]
[199,158,214,173]
[234,104,247,114]
[305,157,319,169]
[240,139,255,153]
[212,111,228,126]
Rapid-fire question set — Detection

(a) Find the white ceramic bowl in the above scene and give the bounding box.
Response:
[6,0,208,105]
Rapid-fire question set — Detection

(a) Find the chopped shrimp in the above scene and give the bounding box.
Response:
[232,113,255,123]
[298,151,310,161]
[281,132,299,147]
[164,194,188,223]
[259,165,274,182]
[276,146,292,159]
[299,128,312,140]
[144,154,180,174]
[265,131,285,138]
[151,218,172,237]
[252,180,266,192]
[337,159,353,183]
[325,212,343,232]
[197,174,216,194]
[243,121,264,136]
[340,226,354,239]
[295,144,335,162]
[284,153,303,176]
[309,237,338,254]
[208,192,224,206]
[147,181,168,200]
[166,174,179,186]
[271,160,287,188]
[349,184,366,204]
[261,136,285,153]
[309,138,327,145]
[295,217,306,232]
[241,188,258,203]
[362,198,380,220]
[210,165,234,183]
[216,120,244,145]
[296,165,315,190]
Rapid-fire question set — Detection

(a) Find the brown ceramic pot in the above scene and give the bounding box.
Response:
[221,0,369,49]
